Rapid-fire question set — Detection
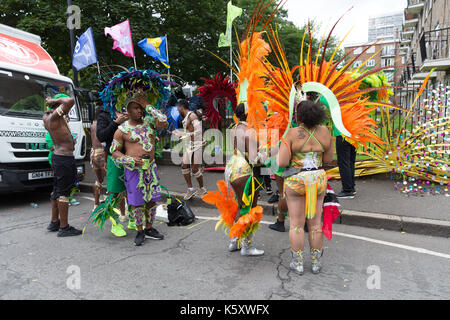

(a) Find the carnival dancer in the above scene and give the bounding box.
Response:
[90,106,107,209]
[111,92,168,246]
[43,94,82,237]
[277,100,334,274]
[203,103,265,256]
[175,99,207,200]
[96,102,128,236]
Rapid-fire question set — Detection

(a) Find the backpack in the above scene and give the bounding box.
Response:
[167,197,196,226]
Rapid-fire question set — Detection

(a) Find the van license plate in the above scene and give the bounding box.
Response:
[28,171,53,180]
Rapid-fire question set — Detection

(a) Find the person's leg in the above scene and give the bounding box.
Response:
[336,136,354,196]
[350,143,357,193]
[51,200,59,222]
[264,174,272,194]
[57,197,70,228]
[285,186,306,275]
[93,168,103,206]
[143,201,164,240]
[306,191,326,274]
[131,205,146,246]
[191,163,204,189]
[269,176,287,232]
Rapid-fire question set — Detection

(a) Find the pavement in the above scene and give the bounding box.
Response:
[1,190,449,300]
[80,160,450,238]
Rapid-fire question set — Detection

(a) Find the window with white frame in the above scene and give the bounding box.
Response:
[353,60,362,68]
[366,59,375,67]
[353,47,362,54]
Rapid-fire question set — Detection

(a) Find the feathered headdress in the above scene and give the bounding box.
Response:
[197,73,237,128]
[99,67,170,118]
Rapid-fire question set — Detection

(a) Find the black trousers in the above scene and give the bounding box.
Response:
[336,136,356,192]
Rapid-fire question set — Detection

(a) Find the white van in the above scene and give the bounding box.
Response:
[0,24,86,192]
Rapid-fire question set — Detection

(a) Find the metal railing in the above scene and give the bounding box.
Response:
[420,27,450,62]
[408,0,423,6]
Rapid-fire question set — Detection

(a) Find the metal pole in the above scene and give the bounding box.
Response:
[166,35,171,82]
[67,0,79,87]
[133,57,137,70]
[96,62,101,76]
[230,39,233,81]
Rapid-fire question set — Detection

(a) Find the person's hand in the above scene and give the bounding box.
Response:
[133,157,143,167]
[114,112,129,125]
[45,97,59,108]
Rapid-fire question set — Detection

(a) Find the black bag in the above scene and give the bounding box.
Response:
[167,197,196,226]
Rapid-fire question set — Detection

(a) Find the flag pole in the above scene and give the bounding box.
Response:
[230,36,233,81]
[166,35,171,82]
[96,61,101,76]
[133,56,137,70]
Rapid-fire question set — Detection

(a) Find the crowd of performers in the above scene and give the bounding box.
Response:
[43,2,435,276]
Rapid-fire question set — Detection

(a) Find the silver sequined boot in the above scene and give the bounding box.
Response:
[240,235,264,256]
[289,250,304,275]
[228,237,239,252]
[311,249,323,274]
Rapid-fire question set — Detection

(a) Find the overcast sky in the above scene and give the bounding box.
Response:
[285,0,408,45]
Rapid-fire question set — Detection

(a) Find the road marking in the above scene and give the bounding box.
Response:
[78,199,450,259]
[331,231,450,259]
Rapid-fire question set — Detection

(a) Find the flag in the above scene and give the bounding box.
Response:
[218,1,242,47]
[104,20,135,57]
[72,27,98,71]
[138,36,170,68]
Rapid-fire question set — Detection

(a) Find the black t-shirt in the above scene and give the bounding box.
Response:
[95,110,118,155]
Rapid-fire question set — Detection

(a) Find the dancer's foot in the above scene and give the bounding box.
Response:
[144,227,164,240]
[111,223,126,237]
[265,186,273,195]
[269,219,285,232]
[197,187,207,197]
[128,220,137,231]
[184,188,198,200]
[336,191,355,199]
[290,250,304,275]
[47,220,60,232]
[134,230,145,246]
[119,214,128,222]
[267,192,279,203]
[57,225,82,237]
[311,249,323,274]
[228,237,239,252]
[240,236,264,256]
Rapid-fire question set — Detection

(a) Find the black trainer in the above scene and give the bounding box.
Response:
[145,227,164,240]
[336,191,355,199]
[135,230,145,246]
[266,186,273,195]
[47,220,60,232]
[269,219,285,232]
[268,192,279,203]
[57,225,82,237]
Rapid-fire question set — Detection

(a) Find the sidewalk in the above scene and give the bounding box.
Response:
[80,161,450,237]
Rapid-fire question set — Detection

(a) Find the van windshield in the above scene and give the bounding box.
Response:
[0,69,79,120]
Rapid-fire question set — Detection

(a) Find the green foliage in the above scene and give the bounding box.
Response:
[1,0,343,89]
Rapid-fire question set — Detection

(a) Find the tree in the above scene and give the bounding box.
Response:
[0,0,342,89]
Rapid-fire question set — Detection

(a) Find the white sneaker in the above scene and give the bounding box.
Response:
[184,188,198,200]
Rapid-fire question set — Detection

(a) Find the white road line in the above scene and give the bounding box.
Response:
[79,199,450,259]
[331,231,450,259]
[195,215,450,260]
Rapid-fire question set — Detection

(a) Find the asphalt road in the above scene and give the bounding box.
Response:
[1,191,450,300]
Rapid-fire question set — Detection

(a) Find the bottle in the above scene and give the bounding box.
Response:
[142,154,150,170]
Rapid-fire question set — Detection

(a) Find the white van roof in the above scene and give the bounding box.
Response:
[0,24,61,77]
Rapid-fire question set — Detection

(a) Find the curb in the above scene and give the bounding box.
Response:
[79,182,450,238]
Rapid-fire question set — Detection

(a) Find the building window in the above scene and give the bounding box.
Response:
[367,46,375,53]
[353,60,362,68]
[366,59,375,67]
[353,47,362,54]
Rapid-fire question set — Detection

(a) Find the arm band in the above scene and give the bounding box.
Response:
[115,156,135,170]
[110,139,123,154]
[55,106,65,116]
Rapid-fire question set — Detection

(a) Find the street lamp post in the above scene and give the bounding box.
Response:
[67,0,79,87]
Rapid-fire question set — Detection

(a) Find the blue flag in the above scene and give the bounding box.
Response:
[72,27,98,71]
[138,36,170,68]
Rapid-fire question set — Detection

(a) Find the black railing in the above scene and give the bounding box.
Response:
[420,27,450,62]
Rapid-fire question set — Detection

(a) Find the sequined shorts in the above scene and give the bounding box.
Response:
[225,154,252,183]
[283,169,327,196]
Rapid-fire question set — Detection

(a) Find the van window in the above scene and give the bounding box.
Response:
[0,69,79,120]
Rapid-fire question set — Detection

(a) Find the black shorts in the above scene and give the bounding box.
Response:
[50,154,76,201]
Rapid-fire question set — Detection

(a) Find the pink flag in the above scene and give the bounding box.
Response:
[104,20,135,57]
